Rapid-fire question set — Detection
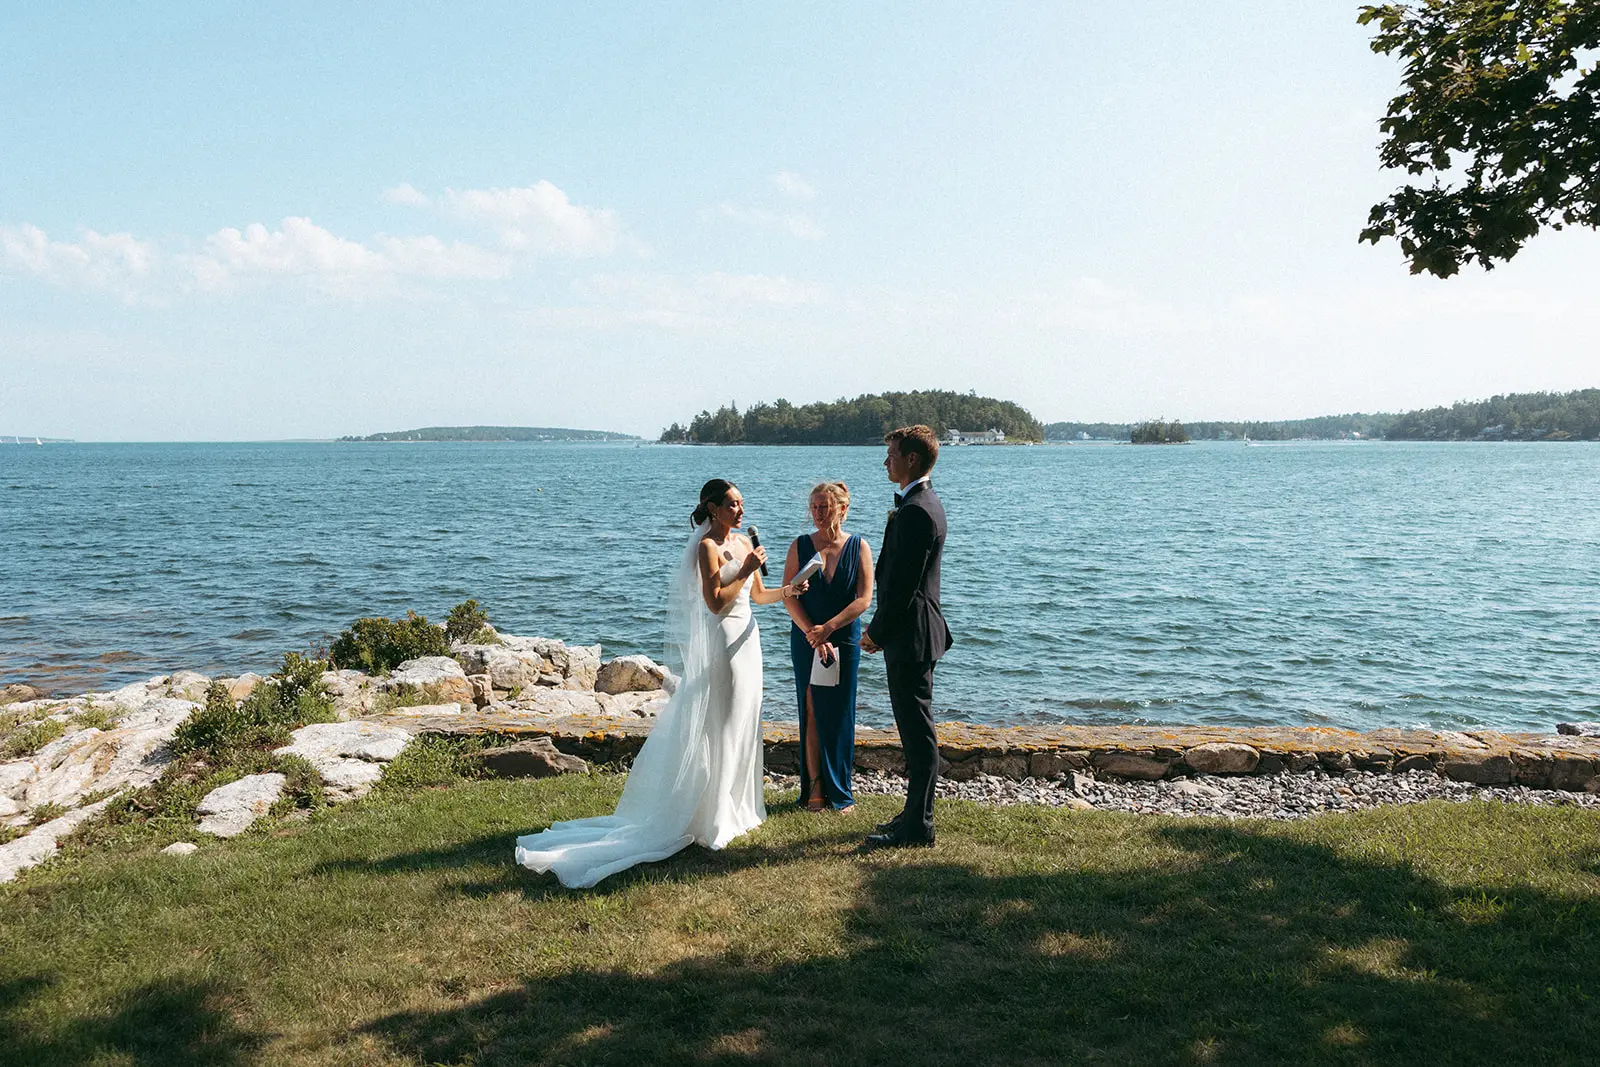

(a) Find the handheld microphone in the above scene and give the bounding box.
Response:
[746,525,770,576]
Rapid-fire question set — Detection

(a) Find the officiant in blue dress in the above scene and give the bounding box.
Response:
[783,482,875,812]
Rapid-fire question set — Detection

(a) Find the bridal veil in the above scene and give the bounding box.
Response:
[514,522,737,888]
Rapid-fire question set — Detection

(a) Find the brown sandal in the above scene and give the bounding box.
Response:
[806,790,825,813]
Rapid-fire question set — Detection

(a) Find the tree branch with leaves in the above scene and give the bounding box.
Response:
[1359,0,1600,276]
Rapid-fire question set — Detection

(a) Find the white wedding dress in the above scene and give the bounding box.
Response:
[514,525,767,888]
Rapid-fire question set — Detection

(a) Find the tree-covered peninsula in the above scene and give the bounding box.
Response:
[341,426,638,443]
[1048,413,1396,442]
[1046,389,1600,443]
[1383,389,1600,441]
[658,390,1044,444]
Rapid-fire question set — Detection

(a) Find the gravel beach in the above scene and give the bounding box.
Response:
[768,767,1600,820]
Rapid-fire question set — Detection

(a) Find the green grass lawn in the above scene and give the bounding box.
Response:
[3,776,1598,1065]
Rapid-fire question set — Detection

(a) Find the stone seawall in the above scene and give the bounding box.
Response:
[372,710,1600,793]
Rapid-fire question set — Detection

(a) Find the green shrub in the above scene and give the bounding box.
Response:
[70,705,115,731]
[0,824,17,845]
[376,734,493,792]
[172,655,334,758]
[1,717,66,759]
[371,682,451,714]
[273,753,326,813]
[329,613,449,673]
[30,801,69,824]
[467,625,502,645]
[445,599,491,643]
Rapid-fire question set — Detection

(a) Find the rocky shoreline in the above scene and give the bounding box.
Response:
[5,629,1600,884]
[770,766,1600,820]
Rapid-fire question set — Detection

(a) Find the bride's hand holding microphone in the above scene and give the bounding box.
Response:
[737,543,767,579]
[745,524,806,604]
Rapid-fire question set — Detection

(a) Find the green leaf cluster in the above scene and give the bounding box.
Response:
[329,612,450,673]
[444,599,491,643]
[0,716,66,760]
[659,390,1044,444]
[171,653,336,759]
[1359,1,1600,275]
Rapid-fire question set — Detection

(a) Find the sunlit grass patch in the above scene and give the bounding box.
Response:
[3,782,1598,1065]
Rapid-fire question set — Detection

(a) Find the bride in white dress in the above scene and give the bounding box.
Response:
[515,479,805,888]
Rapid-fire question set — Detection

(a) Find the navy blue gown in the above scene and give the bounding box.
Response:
[788,532,862,809]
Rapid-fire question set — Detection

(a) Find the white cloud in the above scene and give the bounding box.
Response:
[382,182,432,207]
[187,217,510,292]
[0,224,160,303]
[704,202,824,241]
[441,181,622,255]
[773,171,817,200]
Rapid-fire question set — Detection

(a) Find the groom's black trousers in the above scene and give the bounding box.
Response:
[886,656,938,837]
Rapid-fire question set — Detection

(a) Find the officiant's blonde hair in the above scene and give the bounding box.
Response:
[810,481,850,516]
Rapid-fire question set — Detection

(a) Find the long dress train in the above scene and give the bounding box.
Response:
[514,537,766,888]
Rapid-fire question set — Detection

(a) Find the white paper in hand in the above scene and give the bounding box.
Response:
[793,553,825,586]
[810,647,841,687]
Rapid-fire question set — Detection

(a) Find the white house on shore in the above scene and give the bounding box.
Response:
[946,427,1006,445]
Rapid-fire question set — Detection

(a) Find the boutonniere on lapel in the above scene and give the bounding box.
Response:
[886,505,899,525]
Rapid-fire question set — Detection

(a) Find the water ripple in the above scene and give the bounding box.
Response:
[2,440,1599,730]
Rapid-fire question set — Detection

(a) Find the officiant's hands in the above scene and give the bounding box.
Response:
[805,622,832,649]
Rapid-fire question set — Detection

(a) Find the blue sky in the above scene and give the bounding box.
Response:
[3,2,1596,440]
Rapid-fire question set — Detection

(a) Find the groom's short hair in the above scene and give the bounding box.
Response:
[885,424,939,473]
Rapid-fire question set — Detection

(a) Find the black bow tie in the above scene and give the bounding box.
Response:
[893,493,904,507]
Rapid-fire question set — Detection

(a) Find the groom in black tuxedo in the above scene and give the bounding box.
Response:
[861,424,953,849]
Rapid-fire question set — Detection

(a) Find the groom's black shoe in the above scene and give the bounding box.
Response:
[860,827,935,851]
[873,816,904,835]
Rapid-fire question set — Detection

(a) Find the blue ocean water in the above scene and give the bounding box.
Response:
[2,440,1597,732]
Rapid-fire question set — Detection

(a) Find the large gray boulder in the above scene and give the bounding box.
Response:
[17,697,195,811]
[228,672,266,702]
[499,636,601,690]
[455,636,602,692]
[380,657,474,708]
[479,738,589,779]
[274,721,413,800]
[596,690,669,718]
[101,677,169,708]
[320,669,374,719]
[507,688,607,718]
[1183,742,1260,775]
[196,773,286,837]
[453,644,545,690]
[166,671,212,702]
[595,655,668,695]
[1,683,43,706]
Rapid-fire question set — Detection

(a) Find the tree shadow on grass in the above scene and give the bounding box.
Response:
[312,821,870,901]
[359,820,1600,1065]
[0,973,265,1066]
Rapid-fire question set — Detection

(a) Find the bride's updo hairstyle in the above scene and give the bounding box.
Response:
[810,481,850,518]
[691,478,736,526]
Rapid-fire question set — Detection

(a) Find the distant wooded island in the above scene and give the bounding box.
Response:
[1048,388,1600,443]
[658,391,1044,445]
[340,426,639,443]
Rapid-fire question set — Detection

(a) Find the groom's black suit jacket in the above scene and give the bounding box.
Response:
[866,480,953,662]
